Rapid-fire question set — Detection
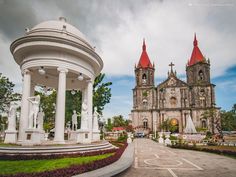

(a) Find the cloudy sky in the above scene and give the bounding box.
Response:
[0,0,236,119]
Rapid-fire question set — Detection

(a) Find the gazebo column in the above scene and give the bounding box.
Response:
[30,82,35,97]
[18,69,31,141]
[54,67,68,144]
[87,79,93,141]
[28,82,36,129]
[80,88,88,130]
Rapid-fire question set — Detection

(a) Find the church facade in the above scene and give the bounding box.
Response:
[131,35,220,134]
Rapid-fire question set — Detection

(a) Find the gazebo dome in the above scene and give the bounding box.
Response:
[10,17,103,88]
[28,17,93,50]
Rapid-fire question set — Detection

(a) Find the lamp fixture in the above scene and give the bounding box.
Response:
[38,66,46,75]
[71,89,76,95]
[78,73,83,81]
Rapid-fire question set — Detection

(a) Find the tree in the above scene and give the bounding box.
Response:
[65,90,82,128]
[105,118,113,131]
[93,73,112,114]
[35,89,57,132]
[160,119,169,132]
[220,104,236,131]
[0,114,7,131]
[201,108,222,137]
[169,124,178,133]
[0,73,21,113]
[221,110,235,131]
[112,115,126,127]
[232,104,236,114]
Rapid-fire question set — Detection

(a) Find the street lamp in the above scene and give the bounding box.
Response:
[38,66,46,75]
[71,89,76,95]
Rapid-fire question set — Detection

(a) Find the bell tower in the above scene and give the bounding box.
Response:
[133,39,155,110]
[186,34,215,108]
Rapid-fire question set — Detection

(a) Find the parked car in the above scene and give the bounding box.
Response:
[135,132,145,138]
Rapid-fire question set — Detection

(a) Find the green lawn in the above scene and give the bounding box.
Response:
[0,153,113,175]
[0,142,21,147]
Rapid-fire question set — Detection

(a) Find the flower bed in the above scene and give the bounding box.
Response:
[169,144,236,157]
[0,142,128,177]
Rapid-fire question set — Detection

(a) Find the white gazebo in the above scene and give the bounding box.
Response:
[10,17,103,145]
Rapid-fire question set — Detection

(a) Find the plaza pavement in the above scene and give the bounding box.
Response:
[116,138,236,177]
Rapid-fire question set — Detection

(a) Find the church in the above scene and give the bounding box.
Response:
[131,34,220,134]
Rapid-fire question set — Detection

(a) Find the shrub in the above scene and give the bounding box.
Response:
[169,144,236,157]
[207,141,218,146]
[206,131,212,139]
[169,135,177,140]
[117,134,127,143]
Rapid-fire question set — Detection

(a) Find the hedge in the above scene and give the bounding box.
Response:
[170,144,236,157]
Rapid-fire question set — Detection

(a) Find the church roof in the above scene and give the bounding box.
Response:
[188,34,205,66]
[137,39,154,68]
[157,74,188,89]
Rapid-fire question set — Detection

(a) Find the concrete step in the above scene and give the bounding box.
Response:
[0,141,115,155]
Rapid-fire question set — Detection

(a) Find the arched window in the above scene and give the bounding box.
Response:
[142,74,147,84]
[199,96,206,107]
[143,119,148,129]
[170,97,177,107]
[200,89,205,95]
[142,99,148,109]
[201,119,207,128]
[198,70,204,80]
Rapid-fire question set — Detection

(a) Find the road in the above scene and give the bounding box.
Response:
[116,138,236,177]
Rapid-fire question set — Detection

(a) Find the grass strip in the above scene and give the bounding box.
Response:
[0,153,113,175]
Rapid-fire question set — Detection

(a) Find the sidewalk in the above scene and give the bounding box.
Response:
[73,142,134,177]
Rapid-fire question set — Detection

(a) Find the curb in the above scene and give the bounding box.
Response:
[73,142,134,177]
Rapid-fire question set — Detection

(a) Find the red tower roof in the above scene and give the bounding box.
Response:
[137,39,153,68]
[188,34,205,66]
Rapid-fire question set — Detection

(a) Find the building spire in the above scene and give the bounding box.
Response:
[142,38,146,51]
[193,32,198,46]
[188,33,205,66]
[137,39,153,69]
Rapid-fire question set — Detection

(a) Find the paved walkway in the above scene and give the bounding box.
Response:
[116,139,236,177]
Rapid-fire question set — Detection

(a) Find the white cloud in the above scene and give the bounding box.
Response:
[92,1,236,78]
[1,0,235,83]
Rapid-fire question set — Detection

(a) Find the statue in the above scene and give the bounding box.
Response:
[28,95,40,129]
[93,107,100,131]
[37,107,44,131]
[184,114,197,134]
[4,102,18,144]
[72,110,78,131]
[80,100,88,130]
[7,102,18,131]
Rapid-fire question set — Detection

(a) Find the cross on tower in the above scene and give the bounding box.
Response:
[169,62,175,72]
